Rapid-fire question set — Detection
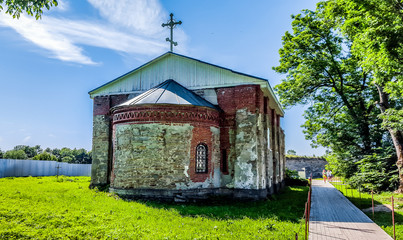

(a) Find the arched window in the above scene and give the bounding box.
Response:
[195,144,208,173]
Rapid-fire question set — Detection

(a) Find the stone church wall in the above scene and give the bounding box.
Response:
[216,85,278,197]
[111,123,194,189]
[91,95,129,188]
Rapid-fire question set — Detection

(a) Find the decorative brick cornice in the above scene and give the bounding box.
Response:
[112,105,220,126]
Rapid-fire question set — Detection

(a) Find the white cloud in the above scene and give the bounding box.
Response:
[0,14,96,65]
[87,0,165,36]
[0,0,185,65]
[23,136,31,143]
[55,0,70,12]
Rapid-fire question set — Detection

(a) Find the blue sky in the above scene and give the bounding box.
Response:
[0,0,325,156]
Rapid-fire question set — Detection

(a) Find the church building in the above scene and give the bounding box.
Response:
[89,52,285,200]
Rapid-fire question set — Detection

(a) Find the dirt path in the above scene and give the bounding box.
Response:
[309,180,392,240]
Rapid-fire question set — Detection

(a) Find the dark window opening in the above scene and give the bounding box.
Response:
[221,150,228,173]
[195,144,208,173]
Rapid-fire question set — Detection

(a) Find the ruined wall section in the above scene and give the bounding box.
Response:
[91,94,129,188]
[231,85,265,190]
[265,98,274,192]
[217,85,271,191]
[280,129,286,182]
[256,89,266,189]
[217,88,238,188]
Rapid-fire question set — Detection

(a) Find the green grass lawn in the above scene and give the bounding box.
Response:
[332,181,403,239]
[0,176,308,239]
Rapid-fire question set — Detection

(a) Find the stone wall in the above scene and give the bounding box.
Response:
[91,95,129,188]
[286,158,328,179]
[111,123,194,189]
[91,114,110,187]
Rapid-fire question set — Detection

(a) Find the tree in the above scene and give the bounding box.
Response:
[14,145,42,159]
[62,156,73,163]
[274,7,397,189]
[287,149,297,155]
[274,9,387,156]
[0,148,3,158]
[322,0,403,192]
[32,152,57,161]
[4,150,27,160]
[0,0,58,19]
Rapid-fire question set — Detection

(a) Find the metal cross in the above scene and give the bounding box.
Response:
[162,13,182,52]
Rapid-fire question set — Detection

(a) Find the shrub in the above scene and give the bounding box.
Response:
[285,168,308,186]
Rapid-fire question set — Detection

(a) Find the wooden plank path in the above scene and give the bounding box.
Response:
[309,180,392,240]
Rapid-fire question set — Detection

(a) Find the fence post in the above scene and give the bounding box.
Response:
[371,190,375,220]
[392,196,396,240]
[305,202,308,240]
[351,186,353,203]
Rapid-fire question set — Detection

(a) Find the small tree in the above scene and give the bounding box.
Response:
[4,150,28,160]
[13,145,42,159]
[287,149,297,155]
[32,152,57,161]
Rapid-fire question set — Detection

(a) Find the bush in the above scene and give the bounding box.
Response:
[347,148,398,192]
[285,168,308,186]
[327,147,399,192]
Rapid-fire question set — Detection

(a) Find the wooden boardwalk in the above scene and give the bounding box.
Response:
[309,180,392,240]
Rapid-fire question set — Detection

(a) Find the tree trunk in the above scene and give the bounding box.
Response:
[375,84,403,192]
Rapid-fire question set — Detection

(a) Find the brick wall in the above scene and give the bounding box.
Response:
[189,126,214,182]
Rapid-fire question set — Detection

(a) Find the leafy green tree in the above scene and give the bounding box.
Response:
[274,6,397,190]
[274,9,387,156]
[32,152,58,161]
[4,150,27,160]
[321,0,403,191]
[287,150,297,155]
[62,156,73,163]
[60,147,75,163]
[14,145,42,159]
[0,0,58,19]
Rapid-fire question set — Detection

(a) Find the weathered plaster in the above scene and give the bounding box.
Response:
[90,115,110,187]
[111,123,193,189]
[234,108,259,190]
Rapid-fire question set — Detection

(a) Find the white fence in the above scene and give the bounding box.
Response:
[0,159,91,178]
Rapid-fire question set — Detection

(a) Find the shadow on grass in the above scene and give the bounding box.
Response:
[141,186,308,221]
[369,211,403,228]
[345,195,383,210]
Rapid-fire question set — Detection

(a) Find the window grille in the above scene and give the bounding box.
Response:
[195,144,208,173]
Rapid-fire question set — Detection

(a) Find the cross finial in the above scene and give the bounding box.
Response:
[162,13,182,52]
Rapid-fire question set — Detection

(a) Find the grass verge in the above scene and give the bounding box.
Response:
[0,176,308,239]
[332,181,403,239]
